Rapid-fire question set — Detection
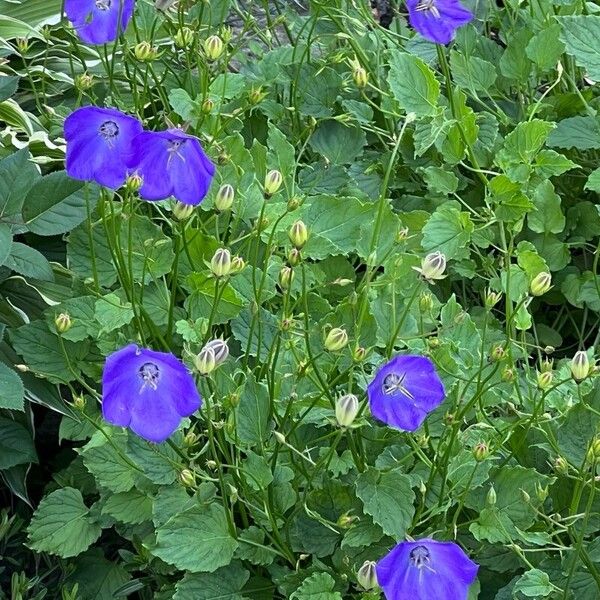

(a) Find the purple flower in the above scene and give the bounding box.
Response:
[65,0,135,45]
[127,129,215,205]
[406,0,473,45]
[65,106,143,189]
[377,539,478,600]
[102,344,201,443]
[367,355,445,431]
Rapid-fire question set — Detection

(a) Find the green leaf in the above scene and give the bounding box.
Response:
[154,504,238,572]
[5,242,53,281]
[514,569,554,597]
[0,148,39,221]
[557,402,600,465]
[290,573,342,600]
[94,293,134,333]
[421,201,474,259]
[559,16,600,81]
[0,223,12,267]
[242,450,273,490]
[526,24,565,71]
[309,121,366,165]
[356,468,415,538]
[235,374,270,447]
[0,363,24,411]
[102,489,153,524]
[584,167,600,192]
[22,172,99,236]
[66,549,131,600]
[548,116,600,150]
[528,181,565,234]
[499,29,532,80]
[450,51,496,92]
[27,488,101,558]
[421,166,459,195]
[186,276,244,325]
[295,65,342,118]
[0,75,19,102]
[0,417,36,469]
[174,563,250,600]
[388,53,440,117]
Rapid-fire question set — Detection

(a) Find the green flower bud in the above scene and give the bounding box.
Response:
[174,26,194,48]
[490,345,506,362]
[501,367,515,383]
[211,248,231,278]
[473,442,489,462]
[536,483,548,502]
[353,346,367,362]
[554,456,568,475]
[486,485,497,506]
[215,184,234,211]
[134,41,158,61]
[179,468,195,487]
[287,196,302,212]
[194,345,216,375]
[173,201,195,221]
[419,292,434,313]
[230,255,245,274]
[530,272,552,297]
[571,350,590,382]
[396,226,409,242]
[183,431,199,448]
[288,220,308,249]
[125,173,143,193]
[202,338,229,367]
[520,489,531,503]
[541,358,553,372]
[16,37,29,54]
[324,327,348,352]
[587,437,600,463]
[335,393,359,427]
[413,251,447,281]
[484,289,502,310]
[278,266,294,290]
[288,248,302,266]
[202,98,215,114]
[537,370,553,391]
[73,395,86,410]
[264,169,283,197]
[75,73,94,91]
[357,561,378,590]
[220,26,233,44]
[353,66,368,89]
[55,312,72,334]
[204,35,224,60]
[249,86,267,105]
[337,513,358,528]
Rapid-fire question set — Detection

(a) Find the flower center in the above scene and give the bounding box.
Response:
[95,0,112,9]
[167,138,186,166]
[139,362,160,392]
[415,0,441,18]
[409,545,431,569]
[99,120,119,144]
[382,372,414,400]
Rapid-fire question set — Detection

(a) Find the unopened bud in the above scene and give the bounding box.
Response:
[264,170,283,197]
[75,73,94,90]
[134,41,158,61]
[55,312,72,334]
[183,431,199,448]
[179,469,195,487]
[194,346,216,375]
[419,292,434,313]
[413,251,447,281]
[278,266,294,290]
[202,338,229,367]
[353,346,366,362]
[473,442,489,462]
[490,345,506,362]
[502,367,515,383]
[16,38,29,53]
[537,370,553,391]
[125,173,143,193]
[173,201,194,220]
[337,513,358,528]
[353,66,368,89]
[211,248,231,278]
[554,456,568,475]
[571,350,590,381]
[520,489,531,503]
[73,395,86,410]
[486,486,497,506]
[174,26,194,48]
[230,255,245,274]
[396,226,409,242]
[587,437,600,462]
[324,327,349,352]
[215,184,234,211]
[220,26,233,44]
[416,433,430,448]
[484,289,502,310]
[335,394,359,427]
[536,483,548,502]
[357,561,378,590]
[287,196,302,212]
[530,272,552,297]
[541,358,553,372]
[204,35,224,60]
[289,220,308,249]
[288,248,302,266]
[249,86,266,105]
[202,98,215,113]
[274,431,286,444]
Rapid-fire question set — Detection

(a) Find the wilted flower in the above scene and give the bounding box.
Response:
[65,0,135,45]
[215,184,235,211]
[367,355,445,432]
[406,0,473,45]
[571,350,590,381]
[335,394,359,427]
[102,344,201,443]
[264,169,283,197]
[530,272,552,296]
[377,539,478,600]
[65,106,143,189]
[127,129,215,205]
[413,251,447,281]
[357,560,378,590]
[211,248,232,278]
[324,327,349,352]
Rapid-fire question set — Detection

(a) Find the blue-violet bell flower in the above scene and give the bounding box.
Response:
[65,106,143,189]
[377,539,478,600]
[65,0,135,45]
[101,344,202,443]
[367,355,445,431]
[406,0,473,45]
[127,129,216,205]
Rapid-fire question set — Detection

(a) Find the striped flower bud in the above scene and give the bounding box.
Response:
[530,272,552,297]
[204,35,224,60]
[335,394,359,427]
[215,184,234,211]
[211,248,231,278]
[264,169,283,197]
[571,350,590,382]
[324,327,348,352]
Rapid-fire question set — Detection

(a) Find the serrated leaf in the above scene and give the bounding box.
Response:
[291,573,341,600]
[0,362,24,411]
[102,489,153,524]
[559,16,600,81]
[514,569,553,597]
[421,201,474,259]
[0,148,39,221]
[309,120,366,165]
[528,181,565,234]
[175,563,250,600]
[547,116,600,150]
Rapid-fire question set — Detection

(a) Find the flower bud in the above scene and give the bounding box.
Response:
[396,227,409,243]
[357,561,378,591]
[75,73,94,91]
[473,442,489,462]
[194,346,216,375]
[486,486,497,506]
[530,272,552,297]
[203,338,229,367]
[490,345,505,362]
[73,395,86,410]
[202,98,215,114]
[413,251,447,281]
[484,289,502,310]
[419,292,434,313]
[587,437,600,463]
[353,66,368,89]
[536,483,548,502]
[16,37,29,54]
[125,173,143,193]
[541,358,553,372]
[335,394,359,427]
[230,255,245,274]
[55,312,72,334]
[264,170,283,197]
[204,35,224,60]
[571,350,590,381]
[501,367,515,383]
[274,431,286,444]
[520,489,531,503]
[353,346,366,362]
[337,513,358,528]
[211,248,231,278]
[554,456,568,475]
[249,86,266,105]
[179,469,195,487]
[220,26,233,44]
[215,184,234,211]
[183,431,199,448]
[287,196,302,212]
[173,201,194,221]
[416,433,430,448]
[288,220,308,249]
[324,327,349,352]
[174,26,194,48]
[206,460,217,470]
[288,248,302,266]
[537,370,553,391]
[278,266,294,290]
[134,41,158,61]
